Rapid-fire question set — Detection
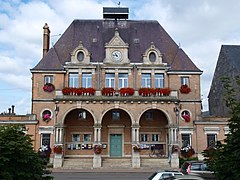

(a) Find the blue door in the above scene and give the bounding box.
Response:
[110,134,122,157]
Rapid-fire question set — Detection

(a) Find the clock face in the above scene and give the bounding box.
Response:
[112,50,122,61]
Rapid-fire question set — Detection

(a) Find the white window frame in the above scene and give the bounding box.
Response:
[207,134,217,147]
[44,75,53,84]
[181,133,192,147]
[118,73,128,88]
[41,133,51,147]
[141,73,151,87]
[154,73,164,88]
[72,134,80,142]
[69,73,79,87]
[82,73,92,88]
[140,134,149,142]
[151,134,159,142]
[181,77,189,86]
[105,73,115,88]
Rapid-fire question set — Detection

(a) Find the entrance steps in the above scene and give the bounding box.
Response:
[102,157,131,168]
[63,157,93,169]
[141,157,170,168]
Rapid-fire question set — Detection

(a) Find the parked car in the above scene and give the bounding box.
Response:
[164,174,204,180]
[148,170,183,180]
[180,161,215,179]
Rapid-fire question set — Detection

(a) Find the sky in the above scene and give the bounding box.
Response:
[1,0,240,114]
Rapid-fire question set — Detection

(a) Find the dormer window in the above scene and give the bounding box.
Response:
[149,52,156,62]
[77,51,84,61]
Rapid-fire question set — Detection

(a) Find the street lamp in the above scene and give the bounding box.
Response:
[54,104,59,144]
[174,107,179,145]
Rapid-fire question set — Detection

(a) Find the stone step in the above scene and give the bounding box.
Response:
[102,158,131,168]
[63,157,93,169]
[141,158,170,168]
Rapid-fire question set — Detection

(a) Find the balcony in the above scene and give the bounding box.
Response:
[54,87,179,102]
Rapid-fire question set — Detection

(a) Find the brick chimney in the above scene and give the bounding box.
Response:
[43,23,50,57]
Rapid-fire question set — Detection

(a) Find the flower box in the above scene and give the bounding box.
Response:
[139,88,171,96]
[101,87,115,96]
[119,87,134,96]
[43,83,55,93]
[180,84,191,94]
[62,87,96,96]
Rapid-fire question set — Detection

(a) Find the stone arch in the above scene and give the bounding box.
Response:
[99,106,134,125]
[61,105,97,125]
[136,107,173,125]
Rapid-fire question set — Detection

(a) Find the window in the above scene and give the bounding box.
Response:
[207,134,216,147]
[149,52,156,62]
[72,134,80,142]
[82,73,92,88]
[41,133,50,147]
[118,73,128,88]
[79,110,86,120]
[140,134,149,142]
[44,75,53,84]
[152,134,159,142]
[105,73,115,88]
[155,73,164,88]
[181,77,189,86]
[83,134,91,142]
[181,134,191,147]
[145,111,153,120]
[112,111,120,120]
[69,73,79,87]
[77,51,84,61]
[141,73,151,87]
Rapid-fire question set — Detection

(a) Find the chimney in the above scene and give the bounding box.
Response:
[11,105,15,114]
[43,23,50,57]
[8,108,11,115]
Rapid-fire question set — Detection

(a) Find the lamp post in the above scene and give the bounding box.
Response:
[54,104,59,144]
[175,107,179,145]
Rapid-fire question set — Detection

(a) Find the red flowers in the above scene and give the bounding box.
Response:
[43,83,55,93]
[180,84,191,94]
[101,87,115,96]
[93,144,103,154]
[53,145,63,154]
[62,87,96,96]
[182,114,191,122]
[138,88,171,96]
[119,88,134,96]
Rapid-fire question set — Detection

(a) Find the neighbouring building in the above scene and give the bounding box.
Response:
[208,45,240,117]
[2,7,230,169]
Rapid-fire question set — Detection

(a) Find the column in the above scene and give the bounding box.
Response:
[93,125,102,168]
[131,125,140,168]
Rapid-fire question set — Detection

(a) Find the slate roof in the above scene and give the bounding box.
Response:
[32,20,201,72]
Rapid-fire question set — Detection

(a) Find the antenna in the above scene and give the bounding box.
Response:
[51,34,61,46]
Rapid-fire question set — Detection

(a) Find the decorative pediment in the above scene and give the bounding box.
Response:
[142,42,164,65]
[70,41,91,64]
[104,29,130,64]
[105,29,128,48]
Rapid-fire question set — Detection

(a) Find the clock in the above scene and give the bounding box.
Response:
[112,50,122,61]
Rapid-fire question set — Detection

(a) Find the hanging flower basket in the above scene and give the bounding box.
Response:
[53,145,63,154]
[180,84,191,94]
[43,113,51,122]
[181,146,195,158]
[132,144,141,152]
[182,114,191,123]
[43,83,55,93]
[93,144,103,154]
[171,145,179,154]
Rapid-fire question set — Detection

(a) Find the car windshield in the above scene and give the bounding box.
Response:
[148,172,158,180]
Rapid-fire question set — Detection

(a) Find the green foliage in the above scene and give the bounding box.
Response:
[0,125,52,179]
[203,76,240,180]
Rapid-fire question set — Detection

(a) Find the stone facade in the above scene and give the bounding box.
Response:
[1,8,229,169]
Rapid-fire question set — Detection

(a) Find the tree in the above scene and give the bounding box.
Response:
[0,125,51,179]
[203,76,240,180]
